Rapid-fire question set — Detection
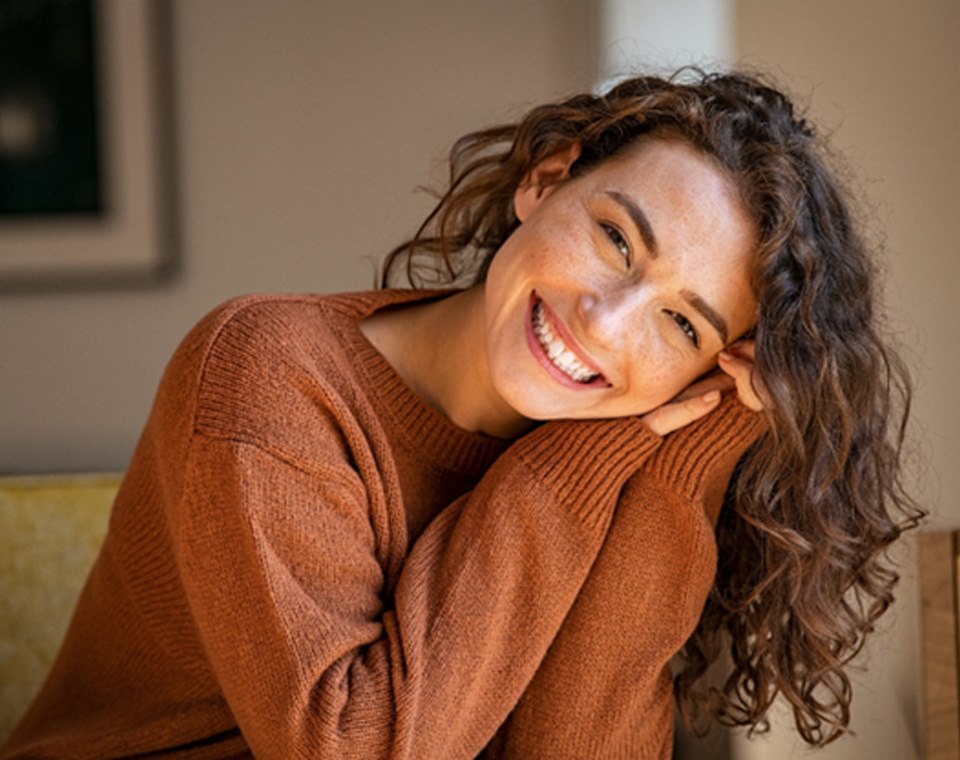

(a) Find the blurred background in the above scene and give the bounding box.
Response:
[0,1,956,757]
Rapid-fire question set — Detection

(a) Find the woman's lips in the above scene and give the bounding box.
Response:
[525,292,609,389]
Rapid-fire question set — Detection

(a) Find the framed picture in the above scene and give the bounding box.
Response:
[0,0,176,290]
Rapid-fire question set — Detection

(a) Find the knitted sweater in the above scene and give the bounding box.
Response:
[2,289,765,759]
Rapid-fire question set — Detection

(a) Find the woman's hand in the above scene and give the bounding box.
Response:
[639,375,729,436]
[717,340,767,412]
[640,340,768,435]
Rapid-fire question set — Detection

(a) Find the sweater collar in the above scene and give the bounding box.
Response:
[323,289,511,477]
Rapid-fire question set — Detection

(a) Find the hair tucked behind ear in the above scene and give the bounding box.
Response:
[381,69,924,746]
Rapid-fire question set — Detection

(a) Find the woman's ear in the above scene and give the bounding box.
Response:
[514,142,582,222]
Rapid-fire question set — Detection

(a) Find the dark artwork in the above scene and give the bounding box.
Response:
[0,0,103,216]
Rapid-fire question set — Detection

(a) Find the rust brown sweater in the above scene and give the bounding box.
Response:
[2,290,764,759]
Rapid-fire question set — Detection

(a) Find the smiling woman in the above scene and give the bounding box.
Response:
[377,68,923,748]
[0,70,922,760]
[479,137,757,428]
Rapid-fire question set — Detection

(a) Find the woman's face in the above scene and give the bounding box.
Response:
[482,136,758,423]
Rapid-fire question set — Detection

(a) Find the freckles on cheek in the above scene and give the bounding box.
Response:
[528,250,569,285]
[532,221,581,261]
[645,360,701,401]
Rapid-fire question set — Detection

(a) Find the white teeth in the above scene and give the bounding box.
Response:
[532,302,599,383]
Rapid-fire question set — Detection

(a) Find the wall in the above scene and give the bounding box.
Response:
[599,0,732,80]
[0,0,597,474]
[731,1,960,758]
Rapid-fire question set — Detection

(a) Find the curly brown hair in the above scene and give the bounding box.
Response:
[380,69,924,746]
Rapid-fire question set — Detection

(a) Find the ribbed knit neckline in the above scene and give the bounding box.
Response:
[322,289,511,478]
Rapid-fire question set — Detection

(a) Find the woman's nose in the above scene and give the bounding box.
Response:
[575,285,650,349]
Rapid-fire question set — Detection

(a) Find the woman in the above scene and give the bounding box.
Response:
[2,70,920,759]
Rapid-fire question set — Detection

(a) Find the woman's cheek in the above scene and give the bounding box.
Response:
[635,352,699,409]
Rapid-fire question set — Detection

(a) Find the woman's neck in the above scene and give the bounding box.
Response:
[360,286,532,439]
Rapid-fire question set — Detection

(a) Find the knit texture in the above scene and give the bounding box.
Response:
[1,290,765,759]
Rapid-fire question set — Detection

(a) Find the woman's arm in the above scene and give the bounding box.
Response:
[483,395,767,759]
[174,418,664,758]
[158,298,679,759]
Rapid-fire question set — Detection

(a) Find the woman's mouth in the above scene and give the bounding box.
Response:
[526,294,608,388]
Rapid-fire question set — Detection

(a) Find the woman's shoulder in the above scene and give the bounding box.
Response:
[166,292,369,423]
[153,289,450,454]
[161,293,344,395]
[173,289,423,373]
[186,289,448,357]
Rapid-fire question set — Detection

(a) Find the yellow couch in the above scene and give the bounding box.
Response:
[0,473,120,742]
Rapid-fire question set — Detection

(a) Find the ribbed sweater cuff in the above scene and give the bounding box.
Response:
[510,417,662,531]
[643,393,767,501]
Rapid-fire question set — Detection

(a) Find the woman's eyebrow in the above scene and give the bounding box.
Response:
[681,289,729,345]
[603,190,659,257]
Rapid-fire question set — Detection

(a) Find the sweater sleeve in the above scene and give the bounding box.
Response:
[171,356,666,758]
[482,394,767,759]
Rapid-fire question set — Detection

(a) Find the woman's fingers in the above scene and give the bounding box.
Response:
[717,342,767,411]
[642,370,736,435]
[641,340,769,436]
[640,389,722,436]
[729,339,755,361]
[672,371,735,402]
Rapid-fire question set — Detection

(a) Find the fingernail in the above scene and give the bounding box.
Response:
[702,390,720,403]
[718,351,733,362]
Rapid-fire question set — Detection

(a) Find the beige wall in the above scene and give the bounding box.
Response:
[735,0,960,529]
[731,1,959,758]
[0,0,597,474]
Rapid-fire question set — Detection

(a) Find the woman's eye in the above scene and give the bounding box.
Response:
[667,310,700,348]
[600,222,630,263]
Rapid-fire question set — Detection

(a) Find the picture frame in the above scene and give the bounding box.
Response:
[0,0,177,291]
